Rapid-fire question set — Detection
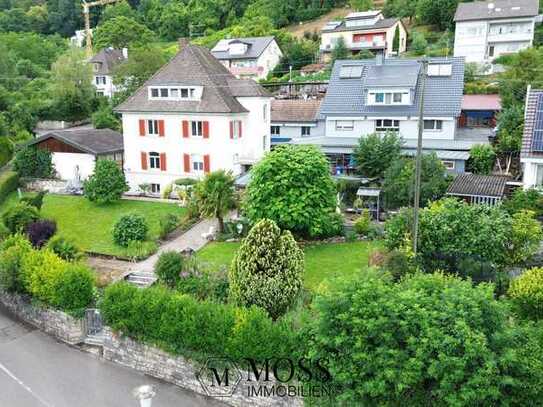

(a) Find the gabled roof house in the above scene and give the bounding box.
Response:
[211,36,283,80]
[90,47,127,97]
[115,41,272,196]
[292,55,490,174]
[320,10,407,60]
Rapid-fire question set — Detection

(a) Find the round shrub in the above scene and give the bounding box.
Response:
[20,249,66,304]
[2,203,40,234]
[112,213,148,247]
[353,209,371,235]
[25,219,56,248]
[84,159,129,204]
[508,267,543,321]
[155,250,184,288]
[13,146,54,178]
[51,263,95,314]
[304,272,543,405]
[46,236,82,261]
[0,234,32,293]
[245,145,339,238]
[229,219,304,319]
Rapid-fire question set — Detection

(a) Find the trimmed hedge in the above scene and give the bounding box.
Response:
[0,235,95,315]
[100,282,297,361]
[0,171,18,205]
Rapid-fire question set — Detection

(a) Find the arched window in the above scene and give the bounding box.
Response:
[149,152,160,169]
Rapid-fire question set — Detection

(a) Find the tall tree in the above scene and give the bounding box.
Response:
[353,132,402,179]
[93,16,155,49]
[382,153,450,210]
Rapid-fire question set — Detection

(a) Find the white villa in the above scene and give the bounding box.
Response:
[115,41,271,196]
[211,36,283,80]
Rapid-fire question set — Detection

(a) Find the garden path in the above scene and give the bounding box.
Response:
[124,217,218,287]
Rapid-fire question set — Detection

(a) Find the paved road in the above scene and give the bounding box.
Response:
[0,305,225,407]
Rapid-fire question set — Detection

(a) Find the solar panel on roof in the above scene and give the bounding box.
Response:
[339,65,363,78]
[531,93,543,152]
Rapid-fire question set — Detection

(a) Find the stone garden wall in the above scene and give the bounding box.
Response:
[0,292,303,407]
[0,292,85,345]
[101,327,303,407]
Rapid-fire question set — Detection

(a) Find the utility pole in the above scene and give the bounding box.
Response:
[412,58,427,255]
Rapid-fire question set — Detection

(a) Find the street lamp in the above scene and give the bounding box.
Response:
[132,385,156,407]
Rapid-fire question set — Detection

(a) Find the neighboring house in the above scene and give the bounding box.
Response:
[453,0,540,68]
[291,55,491,174]
[115,42,271,196]
[70,29,88,48]
[211,36,283,80]
[320,10,407,61]
[521,87,543,189]
[90,48,128,98]
[270,99,324,146]
[446,173,511,205]
[28,128,123,181]
[459,94,501,128]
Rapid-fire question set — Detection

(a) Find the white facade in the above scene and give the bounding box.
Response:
[323,116,457,140]
[521,158,543,189]
[93,74,118,98]
[122,98,271,194]
[52,152,96,181]
[271,120,325,142]
[454,18,537,65]
[216,40,283,80]
[320,17,407,59]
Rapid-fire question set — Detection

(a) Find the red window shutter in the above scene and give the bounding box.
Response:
[238,121,242,138]
[141,152,148,170]
[229,121,233,139]
[203,154,210,174]
[158,120,165,137]
[182,120,189,138]
[203,121,209,139]
[160,153,166,171]
[183,154,190,173]
[139,119,146,136]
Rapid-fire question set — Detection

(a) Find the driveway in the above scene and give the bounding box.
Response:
[0,305,225,407]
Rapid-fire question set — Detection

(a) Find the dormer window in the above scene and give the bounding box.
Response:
[148,86,200,101]
[427,64,452,76]
[369,91,410,105]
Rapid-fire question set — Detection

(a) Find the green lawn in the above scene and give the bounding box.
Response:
[1,193,186,256]
[196,240,381,290]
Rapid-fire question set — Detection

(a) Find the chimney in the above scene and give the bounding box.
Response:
[375,50,384,66]
[178,38,190,49]
[122,47,128,59]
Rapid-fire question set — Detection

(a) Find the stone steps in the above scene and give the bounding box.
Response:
[125,271,157,288]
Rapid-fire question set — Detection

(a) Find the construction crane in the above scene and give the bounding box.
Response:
[82,0,120,58]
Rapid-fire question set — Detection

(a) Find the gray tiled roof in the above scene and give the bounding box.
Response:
[454,0,539,22]
[365,64,420,88]
[29,128,123,155]
[90,48,126,75]
[211,37,276,60]
[319,57,465,119]
[321,17,398,33]
[115,44,270,114]
[447,174,510,198]
[521,88,543,159]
